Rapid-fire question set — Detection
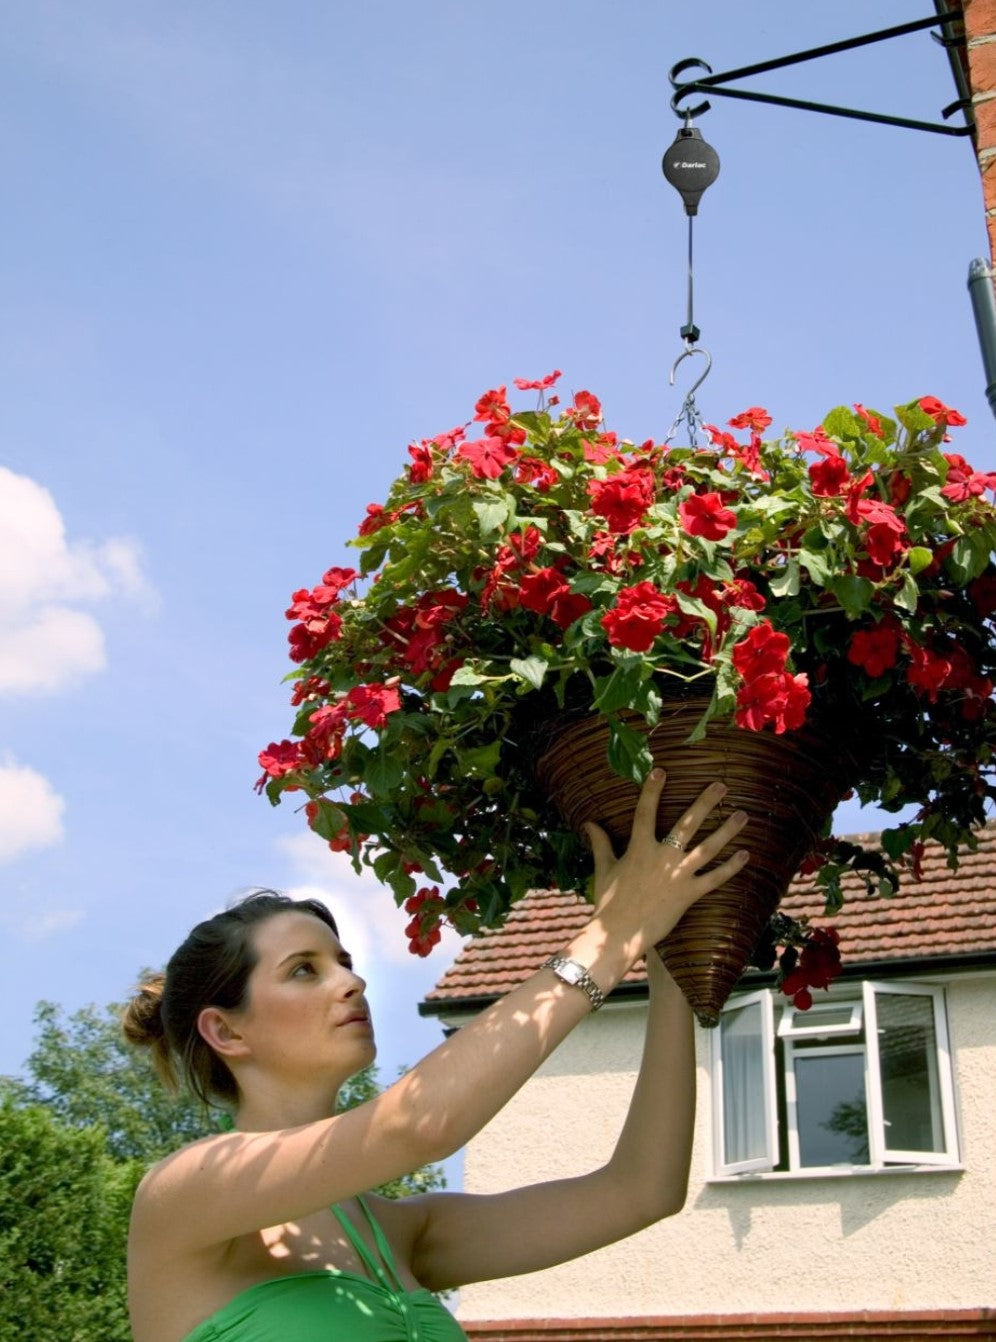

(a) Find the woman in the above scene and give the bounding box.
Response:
[124,772,749,1342]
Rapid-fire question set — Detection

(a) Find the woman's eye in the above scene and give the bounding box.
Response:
[291,960,316,978]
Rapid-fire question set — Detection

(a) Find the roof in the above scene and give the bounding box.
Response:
[422,824,996,1013]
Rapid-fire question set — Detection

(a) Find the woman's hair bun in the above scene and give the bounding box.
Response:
[121,972,167,1048]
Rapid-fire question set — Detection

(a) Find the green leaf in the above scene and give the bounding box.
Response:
[307,799,347,843]
[509,655,549,690]
[822,406,861,440]
[449,664,487,687]
[907,546,933,576]
[594,662,644,714]
[769,559,800,597]
[606,717,654,784]
[948,534,991,584]
[473,496,509,537]
[365,751,405,796]
[895,399,937,436]
[893,571,919,613]
[798,548,832,586]
[461,739,502,777]
[830,574,875,618]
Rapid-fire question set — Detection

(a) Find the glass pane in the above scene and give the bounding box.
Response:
[877,993,944,1154]
[796,1053,868,1166]
[720,1001,767,1165]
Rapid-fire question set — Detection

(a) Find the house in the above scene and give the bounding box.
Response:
[421,827,996,1341]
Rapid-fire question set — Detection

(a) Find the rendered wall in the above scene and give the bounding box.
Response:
[454,973,996,1323]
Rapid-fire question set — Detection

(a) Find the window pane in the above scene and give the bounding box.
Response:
[720,1001,768,1165]
[877,993,944,1154]
[796,1053,868,1166]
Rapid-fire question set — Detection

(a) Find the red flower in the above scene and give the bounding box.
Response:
[514,456,559,492]
[854,403,884,437]
[456,435,518,480]
[344,683,402,729]
[728,406,772,432]
[566,390,603,430]
[702,423,739,454]
[679,491,737,540]
[518,564,592,628]
[474,386,510,424]
[255,739,305,789]
[782,927,842,1008]
[588,465,655,533]
[288,611,343,662]
[863,520,908,568]
[919,396,967,428]
[601,581,676,653]
[731,620,790,680]
[809,452,850,497]
[905,641,953,702]
[408,442,434,483]
[968,573,996,618]
[940,453,996,502]
[734,670,810,733]
[513,369,562,391]
[848,618,901,677]
[793,426,834,455]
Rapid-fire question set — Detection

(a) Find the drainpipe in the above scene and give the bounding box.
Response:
[967,258,996,419]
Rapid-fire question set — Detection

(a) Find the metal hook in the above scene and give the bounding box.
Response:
[669,56,713,120]
[669,344,712,401]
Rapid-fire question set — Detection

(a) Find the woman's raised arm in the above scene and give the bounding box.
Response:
[133,772,748,1253]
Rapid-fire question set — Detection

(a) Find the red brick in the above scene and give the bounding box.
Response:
[966,0,996,41]
[427,825,996,1004]
[968,37,996,91]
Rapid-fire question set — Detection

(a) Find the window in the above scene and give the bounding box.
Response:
[711,980,960,1177]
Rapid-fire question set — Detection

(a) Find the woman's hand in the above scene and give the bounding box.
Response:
[583,770,749,962]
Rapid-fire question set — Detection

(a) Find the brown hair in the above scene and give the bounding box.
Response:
[122,890,339,1107]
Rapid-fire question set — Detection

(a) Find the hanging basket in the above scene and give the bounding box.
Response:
[535,698,850,1027]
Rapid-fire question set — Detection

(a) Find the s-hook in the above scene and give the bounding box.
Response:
[665,344,712,445]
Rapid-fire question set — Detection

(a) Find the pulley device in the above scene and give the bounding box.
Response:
[661,113,720,443]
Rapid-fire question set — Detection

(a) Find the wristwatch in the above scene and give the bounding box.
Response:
[542,955,605,1011]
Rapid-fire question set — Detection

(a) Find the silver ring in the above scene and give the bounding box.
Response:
[662,833,684,852]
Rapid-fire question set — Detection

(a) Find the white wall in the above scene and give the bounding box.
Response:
[451,973,996,1322]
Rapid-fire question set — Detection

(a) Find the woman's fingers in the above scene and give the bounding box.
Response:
[682,806,749,867]
[661,779,728,853]
[630,767,667,843]
[583,820,616,878]
[691,844,751,893]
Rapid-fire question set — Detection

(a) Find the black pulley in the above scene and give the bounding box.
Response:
[662,124,720,216]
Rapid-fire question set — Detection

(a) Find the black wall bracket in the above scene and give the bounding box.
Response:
[669,10,974,138]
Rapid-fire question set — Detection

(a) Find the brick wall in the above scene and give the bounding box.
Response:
[463,1309,996,1341]
[965,0,996,262]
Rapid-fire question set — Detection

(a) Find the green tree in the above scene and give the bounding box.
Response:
[8,997,445,1191]
[0,997,445,1340]
[0,1099,140,1342]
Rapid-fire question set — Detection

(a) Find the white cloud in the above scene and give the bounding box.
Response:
[276,831,464,970]
[0,906,84,942]
[0,757,66,861]
[0,465,156,696]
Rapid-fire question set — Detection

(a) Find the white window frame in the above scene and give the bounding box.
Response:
[711,988,778,1175]
[712,978,960,1178]
[862,980,960,1167]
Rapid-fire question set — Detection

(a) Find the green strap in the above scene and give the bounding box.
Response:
[332,1196,406,1294]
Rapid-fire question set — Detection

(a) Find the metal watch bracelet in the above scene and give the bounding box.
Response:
[542,954,606,1011]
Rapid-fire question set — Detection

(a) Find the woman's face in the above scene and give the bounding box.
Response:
[231,910,376,1081]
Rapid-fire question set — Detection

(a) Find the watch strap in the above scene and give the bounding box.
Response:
[542,955,605,1011]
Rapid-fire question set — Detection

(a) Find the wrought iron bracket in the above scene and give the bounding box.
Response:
[669,10,974,138]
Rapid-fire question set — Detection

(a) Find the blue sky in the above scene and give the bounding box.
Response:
[1,0,991,1127]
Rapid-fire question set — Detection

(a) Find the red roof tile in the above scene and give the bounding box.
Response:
[424,825,996,1008]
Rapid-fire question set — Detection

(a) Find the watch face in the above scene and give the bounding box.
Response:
[561,961,583,986]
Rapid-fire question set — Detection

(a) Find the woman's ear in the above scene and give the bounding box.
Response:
[197,1007,251,1061]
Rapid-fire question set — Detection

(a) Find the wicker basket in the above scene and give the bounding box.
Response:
[535,699,849,1026]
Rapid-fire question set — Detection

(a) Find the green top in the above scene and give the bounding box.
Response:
[180,1196,468,1342]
